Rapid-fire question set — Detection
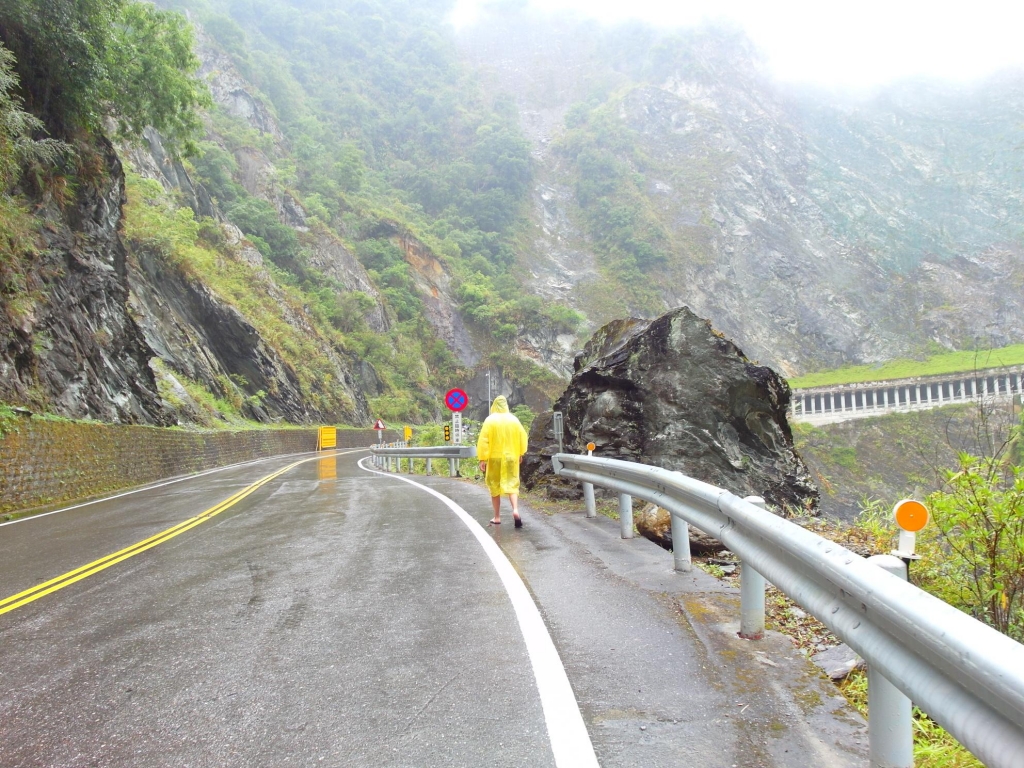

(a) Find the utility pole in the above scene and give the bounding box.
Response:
[485,370,491,405]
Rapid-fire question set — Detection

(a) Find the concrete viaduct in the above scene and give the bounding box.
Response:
[790,366,1024,425]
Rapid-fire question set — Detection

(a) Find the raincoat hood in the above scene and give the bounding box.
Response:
[489,396,510,414]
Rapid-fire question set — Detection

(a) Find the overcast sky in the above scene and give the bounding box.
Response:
[449,0,1024,91]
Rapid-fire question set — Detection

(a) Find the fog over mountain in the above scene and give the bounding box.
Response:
[458,7,1024,374]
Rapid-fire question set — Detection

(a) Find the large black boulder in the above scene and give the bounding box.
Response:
[522,307,818,513]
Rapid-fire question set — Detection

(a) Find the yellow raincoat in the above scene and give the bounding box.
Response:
[476,396,529,497]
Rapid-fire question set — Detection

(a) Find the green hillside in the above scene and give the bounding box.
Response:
[789,344,1024,389]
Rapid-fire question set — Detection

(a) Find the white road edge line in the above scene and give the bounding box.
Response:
[357,457,600,768]
[1,449,368,528]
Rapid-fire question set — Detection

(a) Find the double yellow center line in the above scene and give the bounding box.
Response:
[0,451,353,617]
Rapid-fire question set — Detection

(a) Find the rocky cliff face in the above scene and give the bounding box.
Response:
[122,91,377,425]
[522,307,819,512]
[0,140,170,424]
[0,37,378,424]
[459,15,1024,375]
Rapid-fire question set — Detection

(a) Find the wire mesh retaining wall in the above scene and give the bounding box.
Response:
[0,417,388,517]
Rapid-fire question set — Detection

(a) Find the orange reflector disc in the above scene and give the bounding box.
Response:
[894,499,929,532]
[586,442,596,452]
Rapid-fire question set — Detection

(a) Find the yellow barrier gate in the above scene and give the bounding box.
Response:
[316,426,337,451]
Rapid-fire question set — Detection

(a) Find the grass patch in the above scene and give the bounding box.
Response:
[0,402,21,438]
[789,344,1024,389]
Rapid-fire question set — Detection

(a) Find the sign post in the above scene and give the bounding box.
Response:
[583,442,597,517]
[444,388,468,477]
[553,411,564,454]
[861,497,927,768]
[373,418,386,446]
[892,498,929,565]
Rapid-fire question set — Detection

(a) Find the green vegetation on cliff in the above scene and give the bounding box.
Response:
[789,344,1024,388]
[123,170,465,422]
[0,0,573,424]
[169,0,576,407]
[124,172,358,418]
[0,44,59,328]
[0,0,210,154]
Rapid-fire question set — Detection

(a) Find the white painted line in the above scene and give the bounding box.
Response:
[357,457,600,768]
[1,448,368,528]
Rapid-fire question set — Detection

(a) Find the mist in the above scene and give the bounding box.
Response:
[450,0,1024,91]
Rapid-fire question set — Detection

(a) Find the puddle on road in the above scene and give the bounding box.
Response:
[318,457,338,486]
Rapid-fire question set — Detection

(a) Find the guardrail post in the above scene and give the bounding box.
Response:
[426,458,432,475]
[866,554,913,768]
[449,458,457,477]
[671,513,691,572]
[583,482,596,517]
[619,494,633,538]
[739,496,766,640]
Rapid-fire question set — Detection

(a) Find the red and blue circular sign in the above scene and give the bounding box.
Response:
[444,388,468,412]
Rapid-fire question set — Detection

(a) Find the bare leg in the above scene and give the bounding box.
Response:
[510,493,521,526]
[490,495,501,524]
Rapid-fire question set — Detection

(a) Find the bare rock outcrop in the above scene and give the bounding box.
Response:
[0,140,170,424]
[522,307,818,516]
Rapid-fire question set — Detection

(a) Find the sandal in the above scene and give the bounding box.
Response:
[513,515,523,528]
[488,520,501,525]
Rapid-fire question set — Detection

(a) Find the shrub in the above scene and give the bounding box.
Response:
[918,453,1024,640]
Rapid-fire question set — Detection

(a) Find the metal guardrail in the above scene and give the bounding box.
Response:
[370,443,476,476]
[552,453,1024,768]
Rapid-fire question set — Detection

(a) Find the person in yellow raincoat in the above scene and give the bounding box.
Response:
[477,396,529,527]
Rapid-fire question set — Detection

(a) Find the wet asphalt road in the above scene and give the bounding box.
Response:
[0,449,868,767]
[0,451,552,767]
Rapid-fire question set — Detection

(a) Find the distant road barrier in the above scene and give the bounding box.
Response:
[551,452,1024,768]
[371,443,477,477]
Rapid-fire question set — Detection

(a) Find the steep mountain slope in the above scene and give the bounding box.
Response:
[5,1,1024,427]
[0,0,565,426]
[458,10,1024,375]
[0,138,170,424]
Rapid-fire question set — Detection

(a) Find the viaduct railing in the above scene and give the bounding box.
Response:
[791,366,1024,425]
[551,453,1024,768]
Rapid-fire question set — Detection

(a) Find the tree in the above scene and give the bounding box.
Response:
[0,43,67,188]
[0,0,209,155]
[101,2,211,155]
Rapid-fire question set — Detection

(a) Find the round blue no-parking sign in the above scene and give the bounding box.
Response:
[444,388,468,412]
